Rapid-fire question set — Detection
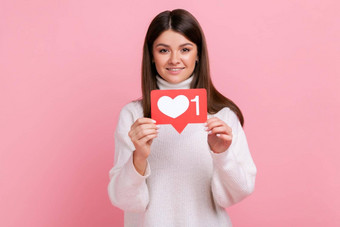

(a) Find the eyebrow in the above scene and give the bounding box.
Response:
[155,43,194,48]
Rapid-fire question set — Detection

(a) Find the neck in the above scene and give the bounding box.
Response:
[156,75,193,90]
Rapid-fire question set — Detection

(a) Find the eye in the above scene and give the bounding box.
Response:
[159,49,168,53]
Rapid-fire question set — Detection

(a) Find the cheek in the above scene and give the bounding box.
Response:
[154,55,168,65]
[154,60,168,74]
[182,55,197,66]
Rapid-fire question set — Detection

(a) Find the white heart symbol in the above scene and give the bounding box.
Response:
[157,95,189,118]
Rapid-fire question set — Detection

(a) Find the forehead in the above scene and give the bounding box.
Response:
[153,30,195,47]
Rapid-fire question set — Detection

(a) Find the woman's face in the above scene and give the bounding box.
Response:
[152,30,198,84]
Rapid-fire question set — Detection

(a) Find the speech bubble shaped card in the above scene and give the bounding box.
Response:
[151,89,207,133]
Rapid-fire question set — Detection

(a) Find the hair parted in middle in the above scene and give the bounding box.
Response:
[140,9,245,126]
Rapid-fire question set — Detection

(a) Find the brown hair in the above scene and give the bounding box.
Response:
[140,9,245,126]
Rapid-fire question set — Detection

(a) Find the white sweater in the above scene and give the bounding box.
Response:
[108,75,257,227]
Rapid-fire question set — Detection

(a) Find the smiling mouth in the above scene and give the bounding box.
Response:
[166,67,185,71]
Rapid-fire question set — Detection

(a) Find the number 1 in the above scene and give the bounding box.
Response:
[191,95,200,115]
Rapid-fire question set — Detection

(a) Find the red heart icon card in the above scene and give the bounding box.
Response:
[151,89,207,133]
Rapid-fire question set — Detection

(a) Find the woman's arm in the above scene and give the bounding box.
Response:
[107,102,152,212]
[209,108,257,208]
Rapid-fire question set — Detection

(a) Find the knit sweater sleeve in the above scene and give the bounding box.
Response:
[107,102,151,212]
[210,108,257,208]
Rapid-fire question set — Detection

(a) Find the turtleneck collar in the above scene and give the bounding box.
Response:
[156,74,194,90]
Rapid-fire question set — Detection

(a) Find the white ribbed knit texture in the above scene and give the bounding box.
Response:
[108,75,257,227]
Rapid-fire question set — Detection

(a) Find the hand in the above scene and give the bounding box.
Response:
[205,117,233,154]
[128,118,159,175]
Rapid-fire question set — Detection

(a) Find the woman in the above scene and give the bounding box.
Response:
[108,9,257,227]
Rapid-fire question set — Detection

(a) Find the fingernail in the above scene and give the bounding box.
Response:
[216,134,221,137]
[152,119,156,123]
[208,130,212,134]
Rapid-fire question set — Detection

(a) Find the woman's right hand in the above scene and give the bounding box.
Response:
[128,118,159,174]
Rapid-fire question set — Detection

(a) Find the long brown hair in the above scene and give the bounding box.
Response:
[140,9,245,126]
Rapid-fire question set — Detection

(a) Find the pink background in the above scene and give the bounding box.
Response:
[1,0,339,226]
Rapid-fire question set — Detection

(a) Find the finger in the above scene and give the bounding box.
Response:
[131,118,157,131]
[137,122,159,131]
[132,128,158,141]
[206,117,227,126]
[209,126,232,135]
[136,128,158,140]
[206,121,232,134]
[129,124,159,138]
[205,120,224,131]
[206,119,229,132]
[131,118,156,132]
[130,129,158,145]
[130,120,158,138]
[139,132,158,144]
[205,117,220,125]
[215,133,233,142]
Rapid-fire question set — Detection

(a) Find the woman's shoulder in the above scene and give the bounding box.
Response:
[119,99,143,118]
[115,99,143,129]
[211,107,240,127]
[210,106,233,117]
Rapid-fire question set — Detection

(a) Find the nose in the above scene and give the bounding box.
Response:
[169,52,180,65]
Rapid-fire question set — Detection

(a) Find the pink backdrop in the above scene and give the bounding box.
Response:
[1,0,339,226]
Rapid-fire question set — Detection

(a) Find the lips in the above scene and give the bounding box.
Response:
[166,67,185,71]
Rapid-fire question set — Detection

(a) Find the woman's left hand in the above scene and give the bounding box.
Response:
[205,117,233,154]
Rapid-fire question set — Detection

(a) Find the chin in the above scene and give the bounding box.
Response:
[168,77,186,84]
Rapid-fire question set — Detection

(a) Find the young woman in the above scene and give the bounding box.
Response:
[108,9,257,227]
